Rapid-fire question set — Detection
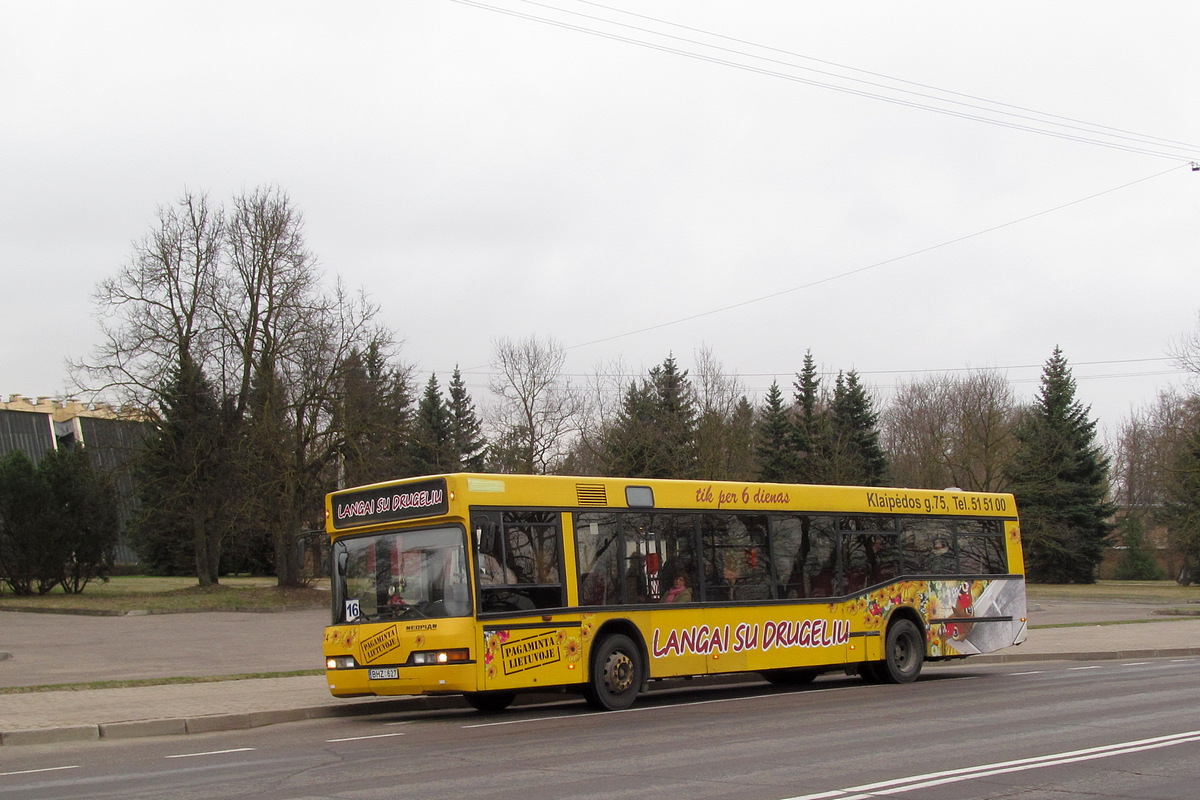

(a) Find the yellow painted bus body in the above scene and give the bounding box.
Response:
[323,473,1026,704]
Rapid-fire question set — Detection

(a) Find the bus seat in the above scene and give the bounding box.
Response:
[580,572,606,606]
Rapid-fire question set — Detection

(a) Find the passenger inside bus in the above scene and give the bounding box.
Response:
[661,572,692,603]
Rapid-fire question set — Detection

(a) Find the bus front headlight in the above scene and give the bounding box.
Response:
[409,649,470,665]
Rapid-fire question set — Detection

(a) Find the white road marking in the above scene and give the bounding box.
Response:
[326,732,406,742]
[781,730,1200,800]
[0,765,80,777]
[165,747,256,759]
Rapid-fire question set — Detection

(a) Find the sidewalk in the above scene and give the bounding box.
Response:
[2,602,1199,746]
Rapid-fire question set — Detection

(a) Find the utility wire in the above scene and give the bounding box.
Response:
[571,0,1200,155]
[450,0,1200,161]
[564,164,1187,351]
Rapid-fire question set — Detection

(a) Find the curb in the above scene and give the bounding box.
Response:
[968,646,1200,664]
[5,650,1199,747]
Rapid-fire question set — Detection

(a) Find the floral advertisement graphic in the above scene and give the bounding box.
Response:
[853,578,1027,657]
[484,627,584,683]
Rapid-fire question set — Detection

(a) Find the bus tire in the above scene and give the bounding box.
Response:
[761,668,819,686]
[584,633,643,711]
[880,619,924,684]
[464,691,516,713]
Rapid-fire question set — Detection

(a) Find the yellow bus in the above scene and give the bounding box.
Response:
[323,473,1027,711]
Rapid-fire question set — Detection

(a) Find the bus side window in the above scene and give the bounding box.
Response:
[901,518,956,575]
[840,517,898,592]
[574,513,621,606]
[957,519,1006,574]
[474,510,565,612]
[805,522,838,598]
[772,515,837,599]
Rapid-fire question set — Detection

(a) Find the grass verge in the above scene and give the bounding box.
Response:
[1026,581,1200,605]
[0,575,328,614]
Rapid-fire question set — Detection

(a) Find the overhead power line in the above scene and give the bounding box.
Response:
[563,164,1187,352]
[450,0,1200,161]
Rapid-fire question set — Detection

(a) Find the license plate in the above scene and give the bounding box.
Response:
[369,668,399,680]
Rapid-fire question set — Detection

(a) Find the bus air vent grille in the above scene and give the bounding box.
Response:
[576,483,608,506]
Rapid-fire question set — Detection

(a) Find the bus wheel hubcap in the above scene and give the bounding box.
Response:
[604,652,634,693]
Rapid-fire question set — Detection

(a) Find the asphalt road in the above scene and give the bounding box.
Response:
[3,656,1198,799]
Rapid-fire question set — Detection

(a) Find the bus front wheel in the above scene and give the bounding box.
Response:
[584,634,643,711]
[880,619,924,684]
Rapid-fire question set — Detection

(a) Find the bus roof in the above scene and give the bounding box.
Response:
[326,473,1017,534]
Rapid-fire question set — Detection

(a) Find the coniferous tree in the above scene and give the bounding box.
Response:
[648,354,698,478]
[827,370,888,486]
[0,451,56,594]
[1006,346,1115,583]
[601,355,698,478]
[1161,412,1200,584]
[41,446,121,594]
[757,381,797,482]
[132,357,232,582]
[602,381,658,477]
[447,366,487,471]
[1112,515,1165,581]
[0,448,120,595]
[792,351,826,483]
[411,373,453,474]
[336,342,415,486]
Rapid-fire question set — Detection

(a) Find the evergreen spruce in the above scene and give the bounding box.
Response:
[757,381,797,482]
[411,373,452,474]
[132,357,231,582]
[602,381,658,477]
[791,350,825,482]
[447,366,487,471]
[602,354,698,478]
[1112,515,1165,581]
[40,447,121,594]
[1006,346,1115,583]
[1161,414,1200,584]
[0,451,55,594]
[827,370,888,486]
[648,354,698,478]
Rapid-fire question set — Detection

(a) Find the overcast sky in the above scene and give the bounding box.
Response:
[3,1,1198,438]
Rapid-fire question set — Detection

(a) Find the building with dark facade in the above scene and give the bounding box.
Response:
[1,394,147,563]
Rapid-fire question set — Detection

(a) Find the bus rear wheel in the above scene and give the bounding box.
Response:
[880,619,924,684]
[584,634,643,711]
[464,691,515,713]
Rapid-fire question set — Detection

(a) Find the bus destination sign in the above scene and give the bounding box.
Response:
[332,478,449,529]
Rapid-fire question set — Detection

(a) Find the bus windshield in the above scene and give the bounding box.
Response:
[333,526,470,624]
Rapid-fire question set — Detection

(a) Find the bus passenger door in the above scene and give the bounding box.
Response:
[473,510,580,691]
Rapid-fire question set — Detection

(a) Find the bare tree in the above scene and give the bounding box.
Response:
[221,189,385,586]
[77,186,390,587]
[882,370,1019,491]
[76,191,231,584]
[81,190,223,404]
[487,335,583,474]
[1113,390,1193,509]
[692,345,755,480]
[1170,310,1200,382]
[562,356,631,475]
